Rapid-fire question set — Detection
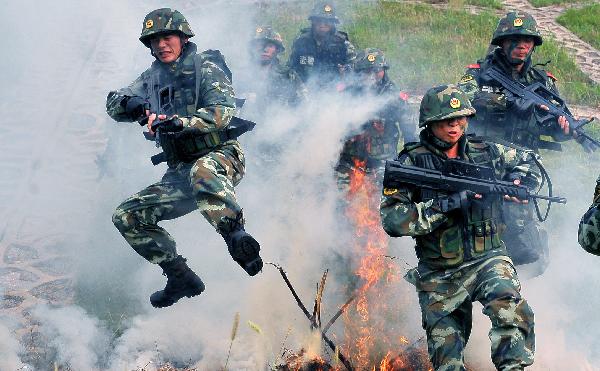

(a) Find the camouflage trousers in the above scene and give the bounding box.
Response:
[502,202,548,273]
[413,257,535,371]
[112,143,245,264]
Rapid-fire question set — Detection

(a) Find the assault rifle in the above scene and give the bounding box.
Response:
[383,159,566,221]
[482,65,600,151]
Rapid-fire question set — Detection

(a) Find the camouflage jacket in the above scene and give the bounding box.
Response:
[338,77,415,171]
[380,130,542,270]
[287,28,356,83]
[106,43,238,167]
[578,175,600,256]
[458,48,571,152]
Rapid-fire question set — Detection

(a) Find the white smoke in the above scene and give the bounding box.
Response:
[1,0,600,370]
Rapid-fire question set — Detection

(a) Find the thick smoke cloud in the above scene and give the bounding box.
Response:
[1,1,599,370]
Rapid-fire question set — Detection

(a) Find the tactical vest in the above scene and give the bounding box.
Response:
[146,47,235,167]
[291,29,350,82]
[401,140,505,269]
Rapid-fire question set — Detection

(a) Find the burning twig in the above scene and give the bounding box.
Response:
[267,263,355,371]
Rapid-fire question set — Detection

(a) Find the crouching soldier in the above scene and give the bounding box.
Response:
[106,8,262,308]
[380,85,537,370]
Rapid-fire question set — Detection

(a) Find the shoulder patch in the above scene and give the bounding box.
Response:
[467,63,481,69]
[460,74,474,83]
[398,91,409,101]
[546,71,557,81]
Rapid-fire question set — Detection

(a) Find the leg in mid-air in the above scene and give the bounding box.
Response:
[190,146,262,277]
[112,168,205,308]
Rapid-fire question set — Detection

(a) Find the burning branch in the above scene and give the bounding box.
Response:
[268,263,355,371]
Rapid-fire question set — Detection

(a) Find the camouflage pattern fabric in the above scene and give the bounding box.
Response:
[578,175,600,255]
[112,144,245,264]
[419,84,476,128]
[252,25,285,52]
[409,256,535,370]
[308,1,340,23]
[287,27,356,84]
[491,11,543,46]
[139,8,195,47]
[107,41,247,264]
[353,48,388,72]
[335,76,413,190]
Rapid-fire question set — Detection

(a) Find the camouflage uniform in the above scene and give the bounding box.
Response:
[287,2,357,84]
[578,176,600,255]
[380,85,536,370]
[457,11,567,271]
[336,48,415,189]
[106,9,260,276]
[238,26,307,112]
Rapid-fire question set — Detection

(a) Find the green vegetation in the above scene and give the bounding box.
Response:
[529,0,583,7]
[558,4,600,50]
[257,1,599,105]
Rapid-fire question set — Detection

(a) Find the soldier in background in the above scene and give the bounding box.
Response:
[239,26,307,112]
[380,85,537,370]
[106,8,262,308]
[336,48,415,189]
[287,1,356,86]
[457,11,573,274]
[578,176,600,255]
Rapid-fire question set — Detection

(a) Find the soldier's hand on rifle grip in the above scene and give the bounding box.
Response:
[538,104,570,134]
[147,113,164,135]
[504,179,529,204]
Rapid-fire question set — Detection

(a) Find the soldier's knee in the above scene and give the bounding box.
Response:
[488,296,534,333]
[112,208,134,232]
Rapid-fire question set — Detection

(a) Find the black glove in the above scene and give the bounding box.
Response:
[435,191,475,213]
[151,117,184,133]
[123,96,148,121]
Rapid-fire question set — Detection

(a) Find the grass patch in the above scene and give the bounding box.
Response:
[529,0,585,7]
[257,0,599,105]
[557,4,600,50]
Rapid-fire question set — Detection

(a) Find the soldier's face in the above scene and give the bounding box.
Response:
[360,69,385,87]
[431,117,468,144]
[312,19,333,35]
[150,33,186,63]
[257,42,278,63]
[502,37,535,64]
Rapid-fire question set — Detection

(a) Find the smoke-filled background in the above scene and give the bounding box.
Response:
[0,0,599,370]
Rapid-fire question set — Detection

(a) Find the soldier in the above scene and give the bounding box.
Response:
[457,11,572,273]
[578,176,600,255]
[380,85,537,370]
[287,1,356,85]
[336,48,415,189]
[239,26,307,111]
[106,8,262,308]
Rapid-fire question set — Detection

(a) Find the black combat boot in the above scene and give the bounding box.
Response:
[218,213,263,276]
[150,255,205,308]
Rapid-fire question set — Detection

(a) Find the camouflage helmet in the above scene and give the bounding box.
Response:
[491,11,542,46]
[419,85,476,127]
[354,48,389,72]
[139,8,194,47]
[252,26,285,53]
[308,1,340,23]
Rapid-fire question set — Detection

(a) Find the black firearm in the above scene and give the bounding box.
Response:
[482,65,600,151]
[383,159,566,211]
